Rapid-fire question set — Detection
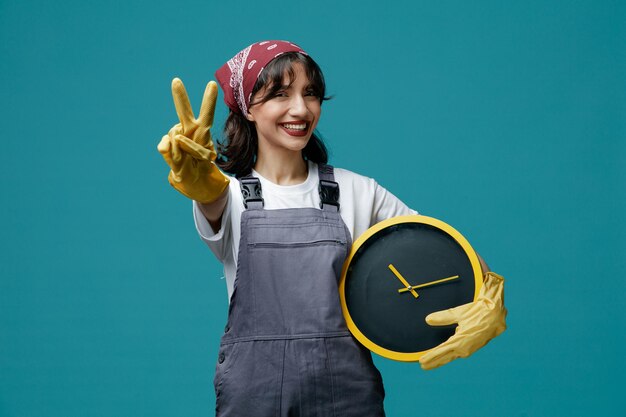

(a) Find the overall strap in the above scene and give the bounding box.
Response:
[318,164,340,212]
[239,164,340,211]
[239,174,264,209]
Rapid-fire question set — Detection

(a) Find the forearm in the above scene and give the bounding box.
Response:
[477,253,490,274]
[196,188,229,233]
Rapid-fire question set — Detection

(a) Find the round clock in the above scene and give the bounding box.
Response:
[339,215,483,362]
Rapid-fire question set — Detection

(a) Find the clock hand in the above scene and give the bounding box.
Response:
[398,275,460,293]
[388,264,419,298]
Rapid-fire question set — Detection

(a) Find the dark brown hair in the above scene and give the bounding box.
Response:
[216,52,330,178]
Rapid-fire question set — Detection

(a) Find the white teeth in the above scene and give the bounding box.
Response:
[283,123,307,130]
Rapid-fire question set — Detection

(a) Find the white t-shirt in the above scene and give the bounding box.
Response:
[193,161,417,300]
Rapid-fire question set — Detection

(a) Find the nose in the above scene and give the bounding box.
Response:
[288,94,309,117]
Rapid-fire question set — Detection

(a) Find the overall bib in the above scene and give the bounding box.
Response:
[213,165,385,417]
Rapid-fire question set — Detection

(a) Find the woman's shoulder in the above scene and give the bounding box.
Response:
[329,165,380,194]
[327,163,416,216]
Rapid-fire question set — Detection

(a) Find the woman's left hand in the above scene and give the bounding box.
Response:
[419,272,507,370]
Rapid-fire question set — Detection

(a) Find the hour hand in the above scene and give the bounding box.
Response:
[388,264,419,298]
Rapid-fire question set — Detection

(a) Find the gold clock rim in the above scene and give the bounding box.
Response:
[339,214,484,362]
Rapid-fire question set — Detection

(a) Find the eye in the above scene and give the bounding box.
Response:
[305,89,319,97]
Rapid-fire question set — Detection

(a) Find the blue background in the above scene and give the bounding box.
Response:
[1,1,624,416]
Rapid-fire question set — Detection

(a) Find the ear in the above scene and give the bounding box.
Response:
[245,110,255,122]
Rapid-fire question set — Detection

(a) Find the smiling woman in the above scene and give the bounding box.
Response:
[216,48,330,179]
[156,40,506,417]
[245,63,322,179]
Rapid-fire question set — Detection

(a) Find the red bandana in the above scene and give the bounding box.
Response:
[215,40,308,114]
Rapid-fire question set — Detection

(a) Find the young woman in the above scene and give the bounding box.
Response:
[158,40,506,416]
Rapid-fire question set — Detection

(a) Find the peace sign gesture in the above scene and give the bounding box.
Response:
[157,78,230,203]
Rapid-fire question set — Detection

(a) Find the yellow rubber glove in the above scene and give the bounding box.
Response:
[419,271,507,370]
[157,78,229,203]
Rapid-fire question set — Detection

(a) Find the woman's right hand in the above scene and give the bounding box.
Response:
[157,78,230,203]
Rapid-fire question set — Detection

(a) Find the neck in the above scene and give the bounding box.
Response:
[254,149,308,185]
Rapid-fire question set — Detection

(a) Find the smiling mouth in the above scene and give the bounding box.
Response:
[281,122,308,131]
[279,122,311,137]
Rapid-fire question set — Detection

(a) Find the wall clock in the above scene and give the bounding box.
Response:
[339,215,483,362]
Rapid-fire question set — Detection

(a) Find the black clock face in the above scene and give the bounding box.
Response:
[344,221,477,355]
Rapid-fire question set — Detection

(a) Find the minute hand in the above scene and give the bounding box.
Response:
[398,275,460,293]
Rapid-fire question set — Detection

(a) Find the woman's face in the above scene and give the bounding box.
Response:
[247,63,322,155]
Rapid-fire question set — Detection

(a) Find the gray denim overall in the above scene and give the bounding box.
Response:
[213,164,385,417]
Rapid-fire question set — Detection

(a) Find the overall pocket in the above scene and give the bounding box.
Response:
[214,342,240,412]
[215,340,285,416]
[247,238,349,336]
